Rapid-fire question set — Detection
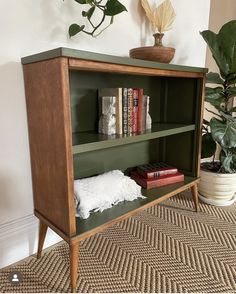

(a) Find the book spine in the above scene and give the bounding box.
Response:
[137,88,144,133]
[122,88,128,135]
[142,95,147,132]
[132,89,139,134]
[148,173,184,189]
[131,172,184,189]
[137,167,178,179]
[127,88,133,135]
[116,88,123,135]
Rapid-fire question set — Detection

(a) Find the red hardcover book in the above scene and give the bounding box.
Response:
[137,162,178,179]
[131,171,184,189]
[132,89,139,133]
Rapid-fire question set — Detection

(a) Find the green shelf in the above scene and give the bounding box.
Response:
[72,123,195,154]
[74,176,198,238]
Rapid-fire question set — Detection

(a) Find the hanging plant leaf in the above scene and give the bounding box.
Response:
[74,0,93,4]
[210,117,236,149]
[105,0,127,16]
[69,24,85,37]
[74,0,87,4]
[82,6,95,19]
[201,133,217,159]
[206,72,224,85]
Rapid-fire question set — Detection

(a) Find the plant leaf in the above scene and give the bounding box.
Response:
[229,107,236,113]
[141,0,155,28]
[69,24,85,37]
[220,149,236,173]
[203,119,210,125]
[105,0,127,16]
[200,30,229,78]
[201,21,236,78]
[82,6,95,19]
[206,72,224,85]
[227,73,236,85]
[74,0,87,4]
[205,87,225,109]
[154,0,176,33]
[227,86,236,98]
[210,117,236,149]
[217,20,236,75]
[201,133,217,159]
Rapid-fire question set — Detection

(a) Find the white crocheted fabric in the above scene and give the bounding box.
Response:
[74,170,145,219]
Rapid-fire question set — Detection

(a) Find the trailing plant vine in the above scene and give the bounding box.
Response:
[65,0,127,38]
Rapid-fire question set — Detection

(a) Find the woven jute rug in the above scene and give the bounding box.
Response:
[0,191,236,293]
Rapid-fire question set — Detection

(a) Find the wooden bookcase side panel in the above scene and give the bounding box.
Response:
[23,57,76,237]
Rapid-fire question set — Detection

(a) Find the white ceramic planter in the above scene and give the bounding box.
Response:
[198,169,236,206]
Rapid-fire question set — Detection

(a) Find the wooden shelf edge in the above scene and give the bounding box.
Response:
[73,124,196,155]
[71,177,199,243]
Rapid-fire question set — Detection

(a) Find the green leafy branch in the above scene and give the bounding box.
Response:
[65,0,127,38]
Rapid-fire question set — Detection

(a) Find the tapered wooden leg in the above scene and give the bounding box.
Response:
[70,242,79,293]
[191,184,199,212]
[37,221,48,259]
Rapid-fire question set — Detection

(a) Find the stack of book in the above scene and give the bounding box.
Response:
[98,88,151,135]
[131,162,185,189]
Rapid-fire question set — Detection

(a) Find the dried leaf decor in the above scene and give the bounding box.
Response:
[141,0,155,28]
[141,0,176,33]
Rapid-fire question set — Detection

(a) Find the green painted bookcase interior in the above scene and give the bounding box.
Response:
[70,70,202,180]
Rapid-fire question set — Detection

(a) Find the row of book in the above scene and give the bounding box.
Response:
[131,162,184,189]
[98,88,151,135]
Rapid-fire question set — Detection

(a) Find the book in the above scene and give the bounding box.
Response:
[137,90,146,133]
[137,162,178,179]
[132,89,139,133]
[127,88,133,134]
[98,88,123,134]
[131,170,184,189]
[122,88,128,135]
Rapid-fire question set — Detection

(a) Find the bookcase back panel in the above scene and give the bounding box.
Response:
[73,140,160,179]
[162,77,199,124]
[163,131,196,176]
[69,70,162,133]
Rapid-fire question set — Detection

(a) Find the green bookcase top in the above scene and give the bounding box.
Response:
[21,47,208,73]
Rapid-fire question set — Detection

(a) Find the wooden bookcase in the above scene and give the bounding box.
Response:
[21,48,207,292]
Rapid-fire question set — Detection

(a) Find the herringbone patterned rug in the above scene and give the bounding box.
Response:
[0,192,236,293]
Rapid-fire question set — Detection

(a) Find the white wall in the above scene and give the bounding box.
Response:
[0,0,210,268]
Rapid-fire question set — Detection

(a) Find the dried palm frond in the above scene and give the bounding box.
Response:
[141,0,155,28]
[141,0,176,33]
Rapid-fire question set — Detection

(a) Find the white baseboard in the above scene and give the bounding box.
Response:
[0,214,62,269]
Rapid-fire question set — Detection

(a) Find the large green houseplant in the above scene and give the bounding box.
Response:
[199,20,236,205]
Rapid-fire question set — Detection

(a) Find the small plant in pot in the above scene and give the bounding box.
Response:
[199,20,236,206]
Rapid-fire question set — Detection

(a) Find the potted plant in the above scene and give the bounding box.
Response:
[198,20,236,206]
[67,0,127,38]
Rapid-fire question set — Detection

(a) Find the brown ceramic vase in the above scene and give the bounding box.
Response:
[129,33,175,64]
